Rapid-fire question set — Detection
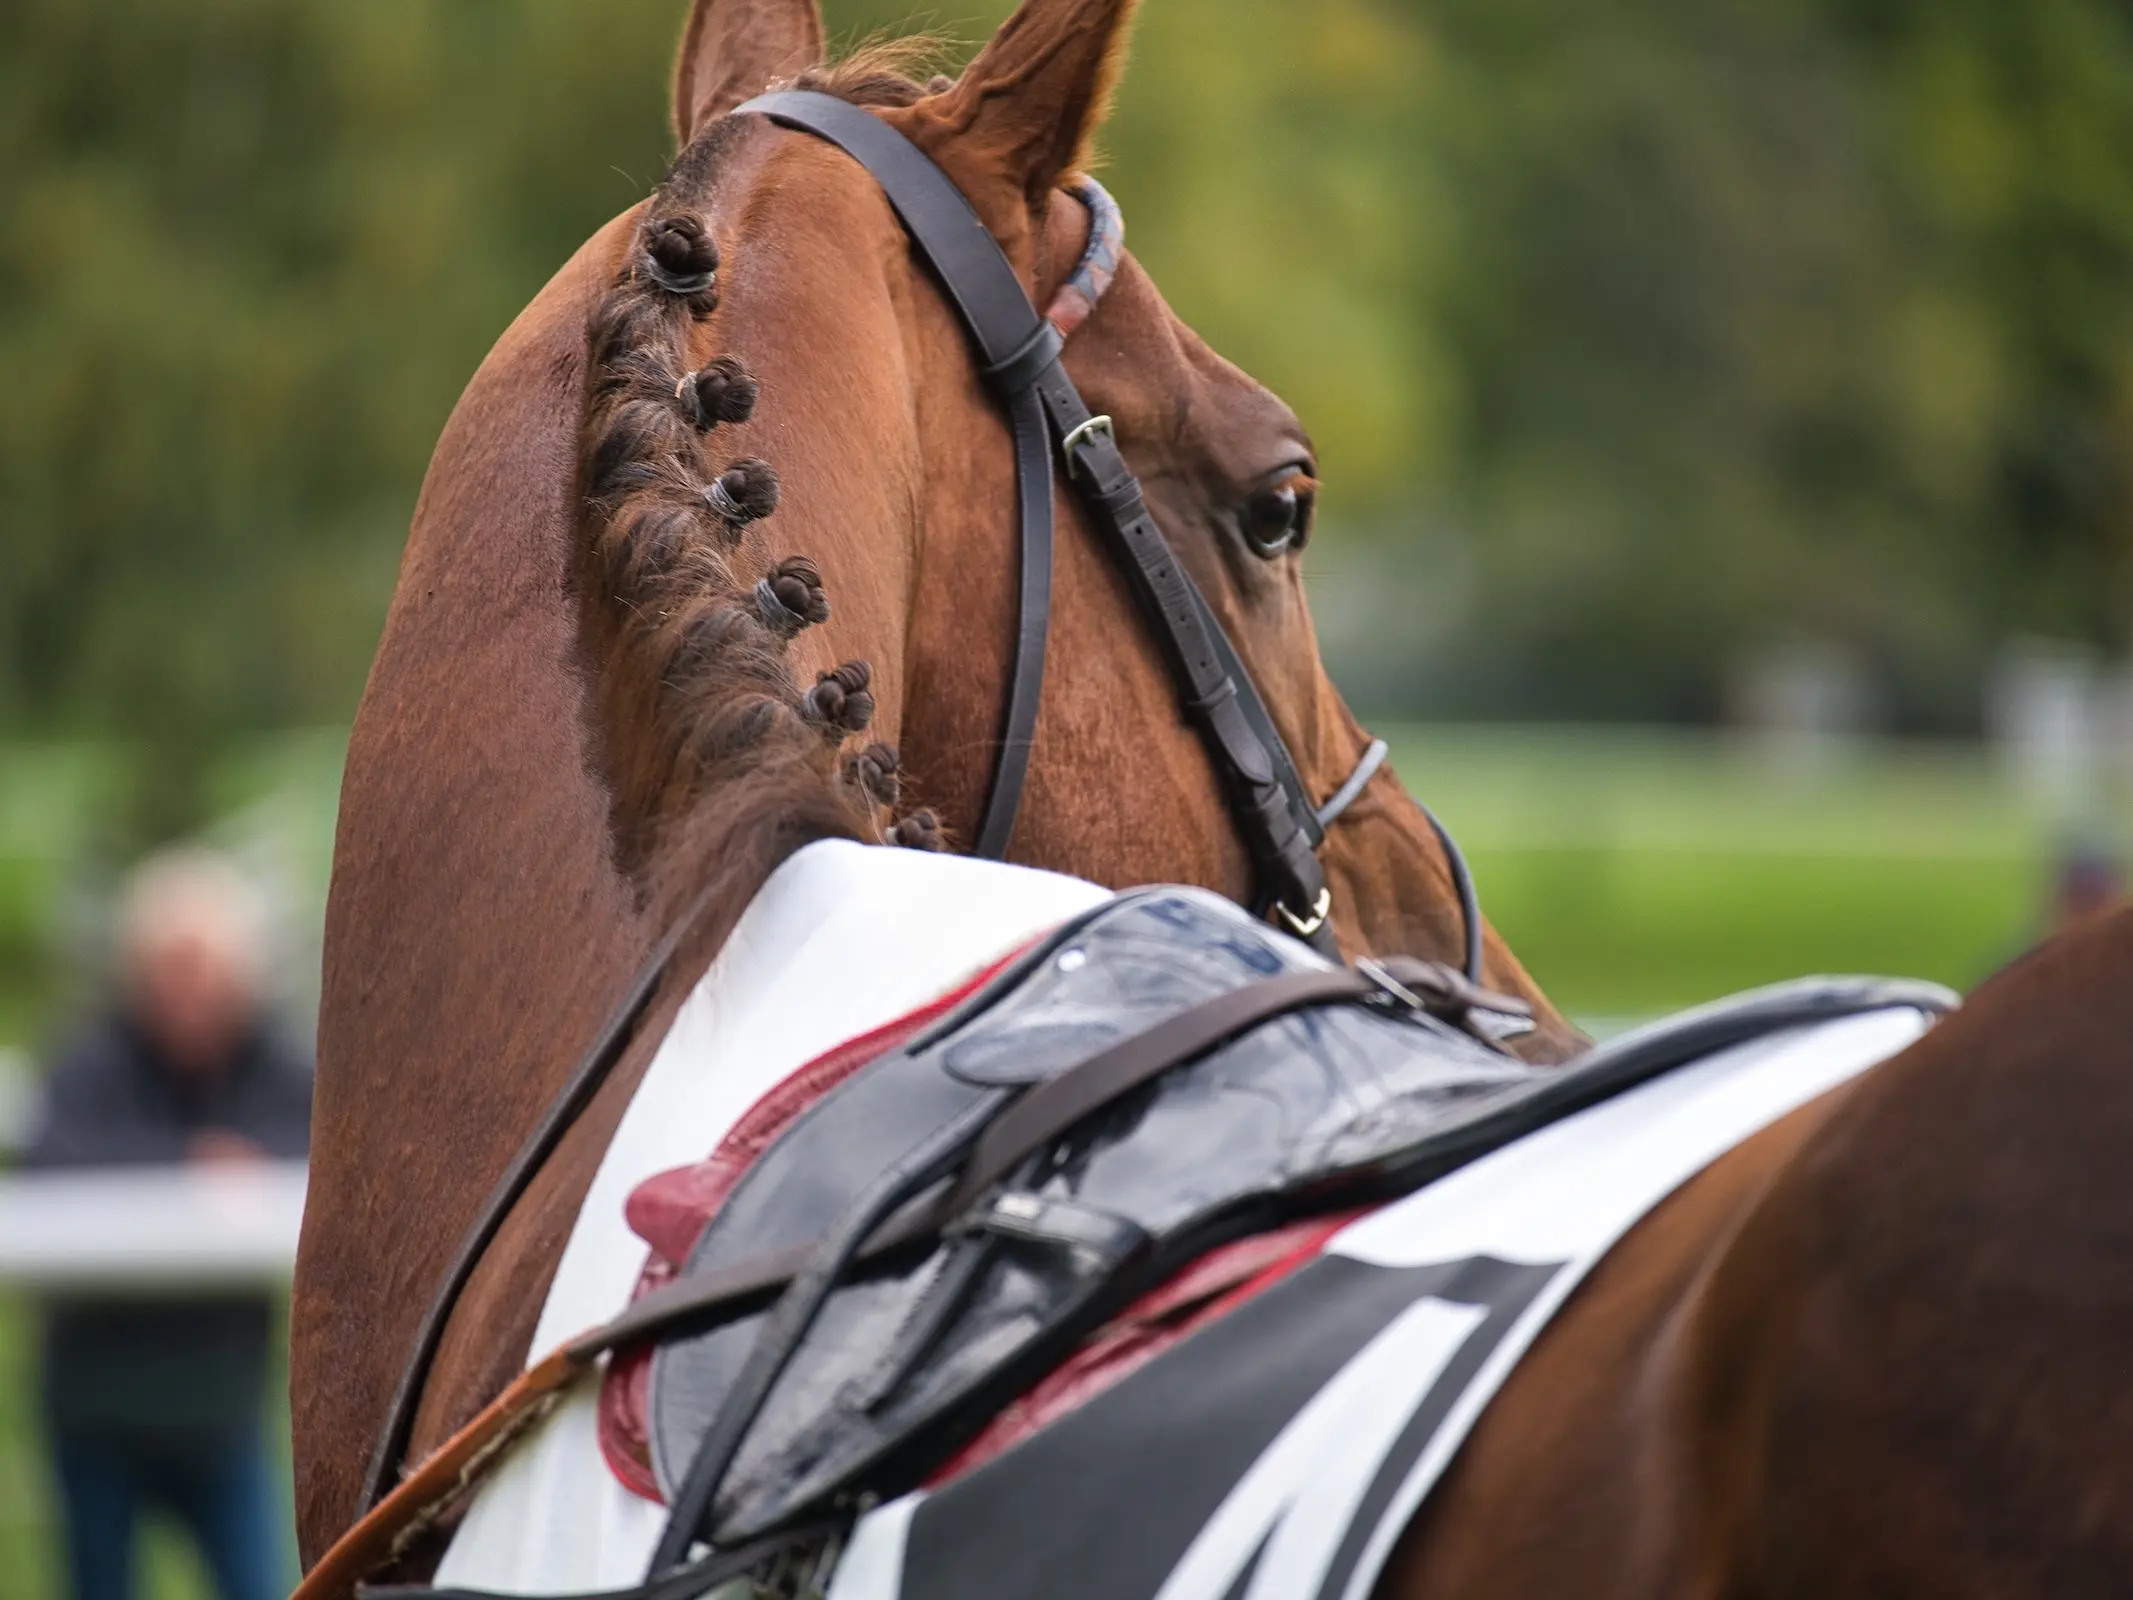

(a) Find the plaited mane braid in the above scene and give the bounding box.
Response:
[639,214,719,306]
[845,742,902,808]
[572,134,881,896]
[803,662,876,736]
[755,557,829,637]
[703,459,779,535]
[890,810,946,851]
[677,357,758,431]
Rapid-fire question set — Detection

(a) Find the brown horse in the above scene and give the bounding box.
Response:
[1390,907,2133,1597]
[297,0,2133,1593]
[294,0,1575,1571]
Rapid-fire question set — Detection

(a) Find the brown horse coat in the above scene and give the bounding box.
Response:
[1395,912,2133,1596]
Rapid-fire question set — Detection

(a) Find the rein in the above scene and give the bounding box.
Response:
[345,90,1488,1571]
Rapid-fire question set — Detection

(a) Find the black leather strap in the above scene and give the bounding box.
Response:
[741,93,1050,369]
[739,91,1332,939]
[980,380,1050,859]
[742,91,1050,861]
[572,964,1944,1392]
[356,877,726,1512]
[1032,357,1329,935]
[646,1092,1011,1577]
[567,966,1382,1367]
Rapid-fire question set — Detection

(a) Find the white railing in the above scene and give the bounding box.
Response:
[0,1161,307,1290]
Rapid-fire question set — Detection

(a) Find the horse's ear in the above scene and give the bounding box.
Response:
[895,0,1140,251]
[672,0,825,146]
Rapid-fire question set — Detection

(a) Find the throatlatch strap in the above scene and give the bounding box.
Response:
[982,381,1050,859]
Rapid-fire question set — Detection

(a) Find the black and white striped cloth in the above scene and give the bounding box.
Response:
[823,1003,1933,1600]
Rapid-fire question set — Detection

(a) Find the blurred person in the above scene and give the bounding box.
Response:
[25,850,311,1600]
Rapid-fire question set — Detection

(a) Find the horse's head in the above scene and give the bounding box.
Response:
[575,0,1574,1052]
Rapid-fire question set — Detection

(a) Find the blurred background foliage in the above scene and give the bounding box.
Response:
[1,0,2130,1032]
[8,0,2133,795]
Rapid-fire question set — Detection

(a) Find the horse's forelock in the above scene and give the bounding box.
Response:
[790,35,956,108]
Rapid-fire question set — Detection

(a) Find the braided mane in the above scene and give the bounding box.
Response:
[573,60,947,927]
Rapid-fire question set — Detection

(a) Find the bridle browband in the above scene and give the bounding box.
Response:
[351,89,1490,1545]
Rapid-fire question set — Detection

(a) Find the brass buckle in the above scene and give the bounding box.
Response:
[1059,413,1115,478]
[1272,886,1333,939]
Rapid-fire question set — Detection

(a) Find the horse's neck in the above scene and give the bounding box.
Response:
[296,210,656,1561]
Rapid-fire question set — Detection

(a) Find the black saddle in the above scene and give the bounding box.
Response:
[618,887,1951,1565]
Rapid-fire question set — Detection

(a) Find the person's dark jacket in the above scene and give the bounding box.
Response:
[26,1010,312,1449]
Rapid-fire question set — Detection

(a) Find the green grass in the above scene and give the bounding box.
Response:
[1377,724,2057,1018]
[5,722,2016,1026]
[0,722,2081,1038]
[1461,847,2029,1018]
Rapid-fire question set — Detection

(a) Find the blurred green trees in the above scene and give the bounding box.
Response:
[5,0,2132,836]
[0,0,680,838]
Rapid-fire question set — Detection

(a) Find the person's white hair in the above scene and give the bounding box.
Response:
[117,847,270,991]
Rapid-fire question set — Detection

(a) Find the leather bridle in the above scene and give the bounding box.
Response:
[352,89,1488,1535]
[741,90,1370,950]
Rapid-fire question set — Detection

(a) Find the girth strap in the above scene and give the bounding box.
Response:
[739,91,1330,938]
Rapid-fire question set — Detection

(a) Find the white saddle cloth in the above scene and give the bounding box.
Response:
[432,840,1933,1600]
[435,839,1110,1594]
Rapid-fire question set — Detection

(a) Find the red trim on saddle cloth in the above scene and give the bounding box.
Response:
[596,950,1366,1506]
[925,1208,1365,1483]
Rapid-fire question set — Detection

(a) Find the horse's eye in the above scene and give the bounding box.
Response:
[1243,474,1316,558]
